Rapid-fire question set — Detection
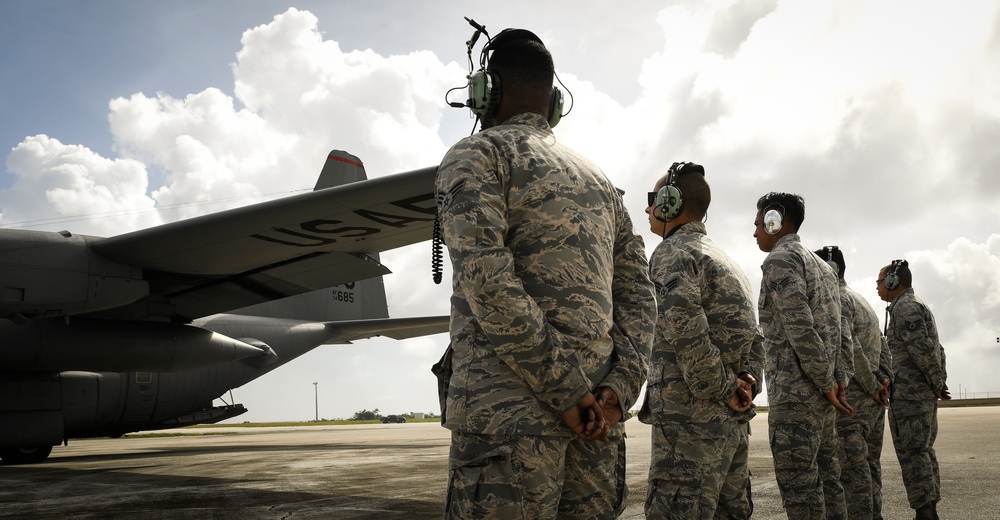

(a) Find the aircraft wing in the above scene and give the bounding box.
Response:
[322,316,450,344]
[89,159,438,321]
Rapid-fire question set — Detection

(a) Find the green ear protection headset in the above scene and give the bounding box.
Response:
[652,161,705,221]
[454,19,567,128]
[884,259,908,291]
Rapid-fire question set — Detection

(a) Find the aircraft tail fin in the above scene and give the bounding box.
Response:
[314,150,367,190]
[228,150,389,322]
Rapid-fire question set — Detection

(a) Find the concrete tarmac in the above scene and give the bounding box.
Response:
[1,406,998,519]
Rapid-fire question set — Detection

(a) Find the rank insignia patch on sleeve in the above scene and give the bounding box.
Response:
[437,179,465,213]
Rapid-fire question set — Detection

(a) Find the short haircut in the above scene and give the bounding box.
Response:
[757,192,805,231]
[675,169,711,218]
[488,38,554,94]
[814,246,846,280]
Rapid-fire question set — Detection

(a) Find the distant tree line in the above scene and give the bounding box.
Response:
[350,408,381,421]
[348,409,437,421]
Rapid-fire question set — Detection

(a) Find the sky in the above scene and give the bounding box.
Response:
[2,0,999,422]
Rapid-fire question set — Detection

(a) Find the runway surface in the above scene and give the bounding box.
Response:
[2,406,998,519]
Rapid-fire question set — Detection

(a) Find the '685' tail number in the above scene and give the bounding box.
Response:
[333,282,355,303]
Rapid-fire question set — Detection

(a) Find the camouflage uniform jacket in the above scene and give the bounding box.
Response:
[435,112,656,436]
[639,222,762,425]
[846,285,891,397]
[886,288,946,402]
[758,234,842,405]
[832,276,857,385]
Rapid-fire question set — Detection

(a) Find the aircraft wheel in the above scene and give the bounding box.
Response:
[0,445,53,464]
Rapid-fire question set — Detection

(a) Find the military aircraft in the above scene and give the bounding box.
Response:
[0,151,448,463]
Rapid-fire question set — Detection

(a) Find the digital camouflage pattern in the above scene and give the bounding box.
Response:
[834,280,879,520]
[717,424,753,519]
[640,222,761,425]
[446,430,626,520]
[889,400,940,511]
[435,112,655,436]
[758,234,842,406]
[851,285,895,511]
[758,234,846,519]
[745,320,766,398]
[645,421,742,520]
[638,222,761,518]
[886,288,947,401]
[845,285,892,397]
[726,315,766,518]
[836,282,857,384]
[435,112,656,517]
[886,287,946,510]
[864,400,889,520]
[845,285,893,519]
[768,403,845,520]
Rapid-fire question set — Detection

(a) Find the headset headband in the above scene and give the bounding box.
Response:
[447,18,571,130]
[485,29,543,53]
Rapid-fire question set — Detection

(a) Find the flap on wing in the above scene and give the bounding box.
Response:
[92,165,438,275]
[165,252,391,321]
[322,316,450,343]
[93,252,391,321]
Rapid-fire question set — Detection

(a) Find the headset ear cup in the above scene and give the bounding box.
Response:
[468,71,489,117]
[486,73,501,118]
[884,260,905,290]
[885,264,900,290]
[655,185,684,220]
[763,209,783,235]
[468,71,501,119]
[548,87,564,127]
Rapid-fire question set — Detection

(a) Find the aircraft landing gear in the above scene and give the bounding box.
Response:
[0,445,53,464]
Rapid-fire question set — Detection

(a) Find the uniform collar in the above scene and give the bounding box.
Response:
[771,233,800,250]
[776,233,799,246]
[665,221,706,240]
[888,286,914,311]
[500,112,551,131]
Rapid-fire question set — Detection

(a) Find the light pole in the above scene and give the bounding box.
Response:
[313,382,318,422]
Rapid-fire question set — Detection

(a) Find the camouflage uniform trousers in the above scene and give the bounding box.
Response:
[864,402,888,519]
[446,427,627,520]
[837,393,886,520]
[768,402,847,520]
[645,419,744,519]
[889,399,940,510]
[714,422,753,519]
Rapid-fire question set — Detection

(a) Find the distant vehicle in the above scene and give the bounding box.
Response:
[381,415,406,424]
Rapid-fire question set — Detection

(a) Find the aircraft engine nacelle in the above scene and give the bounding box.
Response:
[0,229,149,320]
[0,318,265,372]
[1,369,245,462]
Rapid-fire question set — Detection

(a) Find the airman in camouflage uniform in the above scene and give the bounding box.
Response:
[878,260,948,520]
[815,246,893,520]
[718,327,766,518]
[435,29,655,519]
[637,163,760,519]
[753,192,850,520]
[847,284,893,520]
